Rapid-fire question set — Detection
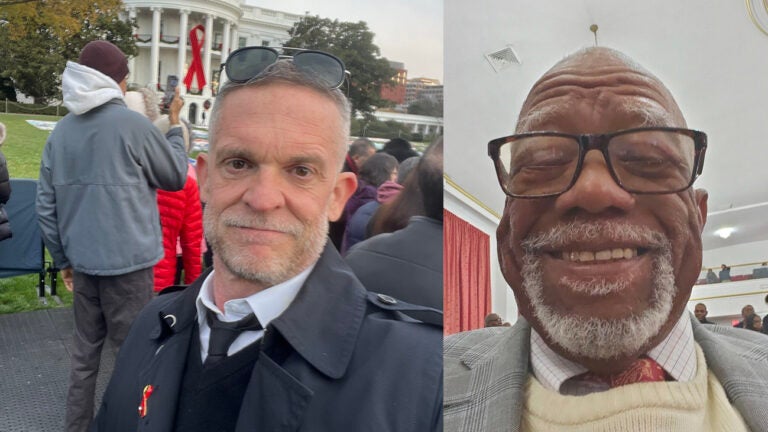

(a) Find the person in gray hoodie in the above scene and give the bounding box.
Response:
[35,40,188,432]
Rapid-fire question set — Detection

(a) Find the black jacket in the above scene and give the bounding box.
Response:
[346,216,443,312]
[93,243,443,431]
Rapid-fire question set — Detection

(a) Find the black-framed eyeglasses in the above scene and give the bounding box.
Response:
[220,46,349,90]
[488,127,707,198]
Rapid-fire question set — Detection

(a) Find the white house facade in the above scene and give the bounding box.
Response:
[119,1,442,137]
[121,0,301,124]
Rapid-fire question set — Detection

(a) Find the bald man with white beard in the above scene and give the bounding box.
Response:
[443,47,768,432]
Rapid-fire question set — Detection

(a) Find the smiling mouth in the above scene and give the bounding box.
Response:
[555,247,651,263]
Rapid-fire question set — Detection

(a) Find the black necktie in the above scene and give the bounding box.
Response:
[205,309,262,366]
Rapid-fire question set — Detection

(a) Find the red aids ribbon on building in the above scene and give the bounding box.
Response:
[183,24,207,91]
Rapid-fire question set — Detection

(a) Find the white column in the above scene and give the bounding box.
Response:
[126,7,137,79]
[177,9,190,95]
[221,20,232,63]
[150,7,162,90]
[231,26,238,51]
[202,14,214,97]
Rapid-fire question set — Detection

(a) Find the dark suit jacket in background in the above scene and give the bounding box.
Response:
[93,243,443,431]
[345,216,443,312]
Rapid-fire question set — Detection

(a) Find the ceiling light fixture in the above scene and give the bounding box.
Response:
[714,227,736,239]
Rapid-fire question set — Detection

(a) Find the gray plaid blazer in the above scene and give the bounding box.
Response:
[444,314,768,431]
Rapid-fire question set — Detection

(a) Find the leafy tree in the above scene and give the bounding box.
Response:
[351,117,411,140]
[0,0,136,103]
[407,97,443,117]
[285,15,395,117]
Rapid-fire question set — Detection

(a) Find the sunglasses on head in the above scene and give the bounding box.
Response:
[220,46,349,90]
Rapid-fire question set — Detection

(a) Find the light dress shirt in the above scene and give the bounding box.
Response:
[195,263,316,363]
[530,312,697,395]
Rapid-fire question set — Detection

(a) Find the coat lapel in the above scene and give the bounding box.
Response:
[444,320,531,432]
[136,279,202,432]
[235,244,368,431]
[692,315,768,432]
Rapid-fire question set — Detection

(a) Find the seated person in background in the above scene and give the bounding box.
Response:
[719,264,731,281]
[693,303,714,324]
[444,47,768,431]
[343,156,420,252]
[705,268,719,283]
[345,138,443,315]
[752,262,768,279]
[340,153,398,253]
[744,313,764,333]
[485,313,505,328]
[733,304,755,328]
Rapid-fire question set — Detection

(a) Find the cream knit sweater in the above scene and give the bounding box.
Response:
[522,345,749,431]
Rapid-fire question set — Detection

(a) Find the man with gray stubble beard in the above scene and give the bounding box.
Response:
[444,47,768,432]
[92,50,442,432]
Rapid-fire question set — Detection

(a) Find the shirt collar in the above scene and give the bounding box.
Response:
[195,263,316,328]
[530,312,696,393]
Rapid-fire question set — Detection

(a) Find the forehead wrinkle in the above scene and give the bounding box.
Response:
[518,72,682,132]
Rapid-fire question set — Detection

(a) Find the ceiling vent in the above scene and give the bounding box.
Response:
[485,45,521,72]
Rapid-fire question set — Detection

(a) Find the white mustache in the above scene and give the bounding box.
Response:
[221,214,301,236]
[520,220,669,253]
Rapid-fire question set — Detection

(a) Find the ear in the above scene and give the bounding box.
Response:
[327,172,357,222]
[196,153,209,203]
[694,188,708,230]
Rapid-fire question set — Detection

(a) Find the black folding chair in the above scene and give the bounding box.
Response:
[0,179,59,304]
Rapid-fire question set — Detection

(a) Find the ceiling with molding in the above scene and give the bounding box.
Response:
[445,0,768,254]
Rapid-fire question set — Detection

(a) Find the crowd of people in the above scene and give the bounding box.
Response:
[695,302,768,333]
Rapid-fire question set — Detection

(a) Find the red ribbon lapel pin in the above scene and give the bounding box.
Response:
[138,384,154,418]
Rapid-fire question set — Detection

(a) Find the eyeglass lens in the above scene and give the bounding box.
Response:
[226,48,278,83]
[496,130,697,196]
[293,51,345,89]
[225,48,345,89]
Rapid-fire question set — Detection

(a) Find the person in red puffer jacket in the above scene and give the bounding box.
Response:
[154,164,203,291]
[125,89,203,292]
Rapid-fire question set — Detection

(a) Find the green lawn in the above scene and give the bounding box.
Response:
[0,113,72,314]
[1,112,57,179]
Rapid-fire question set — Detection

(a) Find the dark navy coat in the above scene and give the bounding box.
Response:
[92,243,443,431]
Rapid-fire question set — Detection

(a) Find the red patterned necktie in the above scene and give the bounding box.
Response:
[579,356,669,388]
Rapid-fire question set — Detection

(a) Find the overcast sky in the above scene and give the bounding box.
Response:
[244,0,443,81]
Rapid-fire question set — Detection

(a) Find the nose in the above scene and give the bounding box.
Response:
[554,150,635,214]
[241,167,286,212]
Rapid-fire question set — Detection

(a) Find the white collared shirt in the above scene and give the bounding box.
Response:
[530,312,697,395]
[195,263,316,363]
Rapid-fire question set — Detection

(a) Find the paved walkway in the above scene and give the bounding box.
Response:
[0,307,115,432]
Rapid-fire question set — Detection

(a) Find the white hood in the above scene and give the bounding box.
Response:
[62,61,124,115]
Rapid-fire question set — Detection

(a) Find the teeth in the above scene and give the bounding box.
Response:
[562,248,638,262]
[595,250,611,260]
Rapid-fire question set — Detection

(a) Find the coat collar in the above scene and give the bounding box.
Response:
[268,242,367,379]
[150,243,367,380]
